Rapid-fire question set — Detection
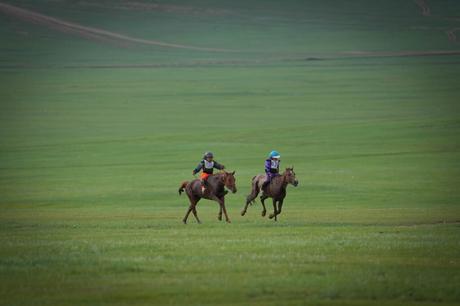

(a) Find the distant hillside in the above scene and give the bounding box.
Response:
[1,0,459,67]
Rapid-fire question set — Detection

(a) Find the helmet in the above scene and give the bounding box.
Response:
[269,150,280,159]
[203,151,214,159]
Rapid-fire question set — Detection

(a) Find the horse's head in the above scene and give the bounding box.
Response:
[221,171,237,193]
[284,167,299,187]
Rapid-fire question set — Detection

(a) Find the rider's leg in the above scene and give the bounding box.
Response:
[201,173,209,193]
[262,174,271,192]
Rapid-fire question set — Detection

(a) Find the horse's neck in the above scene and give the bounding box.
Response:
[273,174,288,189]
[209,174,224,188]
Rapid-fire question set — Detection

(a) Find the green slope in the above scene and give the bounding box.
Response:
[0,1,460,305]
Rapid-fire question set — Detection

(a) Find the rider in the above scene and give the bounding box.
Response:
[192,152,225,193]
[262,150,281,192]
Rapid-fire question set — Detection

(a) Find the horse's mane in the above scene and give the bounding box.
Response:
[207,172,226,184]
[271,168,293,184]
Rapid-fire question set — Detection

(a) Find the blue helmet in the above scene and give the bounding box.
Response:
[269,150,280,159]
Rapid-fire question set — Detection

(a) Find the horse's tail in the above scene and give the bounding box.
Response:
[178,181,188,195]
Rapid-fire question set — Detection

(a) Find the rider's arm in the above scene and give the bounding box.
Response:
[192,161,203,175]
[213,161,225,170]
[264,159,271,174]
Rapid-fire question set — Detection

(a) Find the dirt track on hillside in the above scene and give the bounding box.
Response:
[1,1,459,64]
[117,1,234,16]
[0,2,238,52]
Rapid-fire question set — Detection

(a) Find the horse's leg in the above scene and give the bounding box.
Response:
[220,197,231,223]
[191,198,201,224]
[260,194,268,217]
[183,204,193,224]
[277,199,284,217]
[218,205,223,221]
[241,194,253,216]
[183,190,199,224]
[208,194,222,221]
[241,201,249,216]
[241,195,253,216]
[242,181,259,216]
[269,199,278,221]
[212,195,230,223]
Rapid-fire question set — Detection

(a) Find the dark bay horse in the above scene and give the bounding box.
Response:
[241,167,298,221]
[178,171,237,224]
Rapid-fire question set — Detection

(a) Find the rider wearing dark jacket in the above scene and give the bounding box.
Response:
[192,152,225,192]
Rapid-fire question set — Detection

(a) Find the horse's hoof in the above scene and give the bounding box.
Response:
[183,220,187,224]
[261,211,266,217]
[226,220,231,223]
[269,214,275,219]
[218,216,222,221]
[241,210,246,216]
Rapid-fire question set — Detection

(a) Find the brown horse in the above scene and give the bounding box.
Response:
[241,167,298,221]
[178,171,237,224]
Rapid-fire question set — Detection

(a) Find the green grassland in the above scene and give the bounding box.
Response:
[1,0,460,305]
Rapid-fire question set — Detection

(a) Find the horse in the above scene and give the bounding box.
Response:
[178,171,237,224]
[241,167,298,221]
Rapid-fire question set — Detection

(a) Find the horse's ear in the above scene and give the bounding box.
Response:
[232,171,235,175]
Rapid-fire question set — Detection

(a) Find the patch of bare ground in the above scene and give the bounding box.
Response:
[117,1,234,17]
[0,2,237,52]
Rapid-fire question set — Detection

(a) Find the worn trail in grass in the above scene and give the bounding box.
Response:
[1,0,460,305]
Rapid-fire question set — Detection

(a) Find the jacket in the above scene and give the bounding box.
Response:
[265,158,280,175]
[193,160,225,175]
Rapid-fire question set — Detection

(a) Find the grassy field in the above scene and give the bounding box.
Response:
[1,0,460,305]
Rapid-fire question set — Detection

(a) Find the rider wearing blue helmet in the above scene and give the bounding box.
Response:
[262,150,281,192]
